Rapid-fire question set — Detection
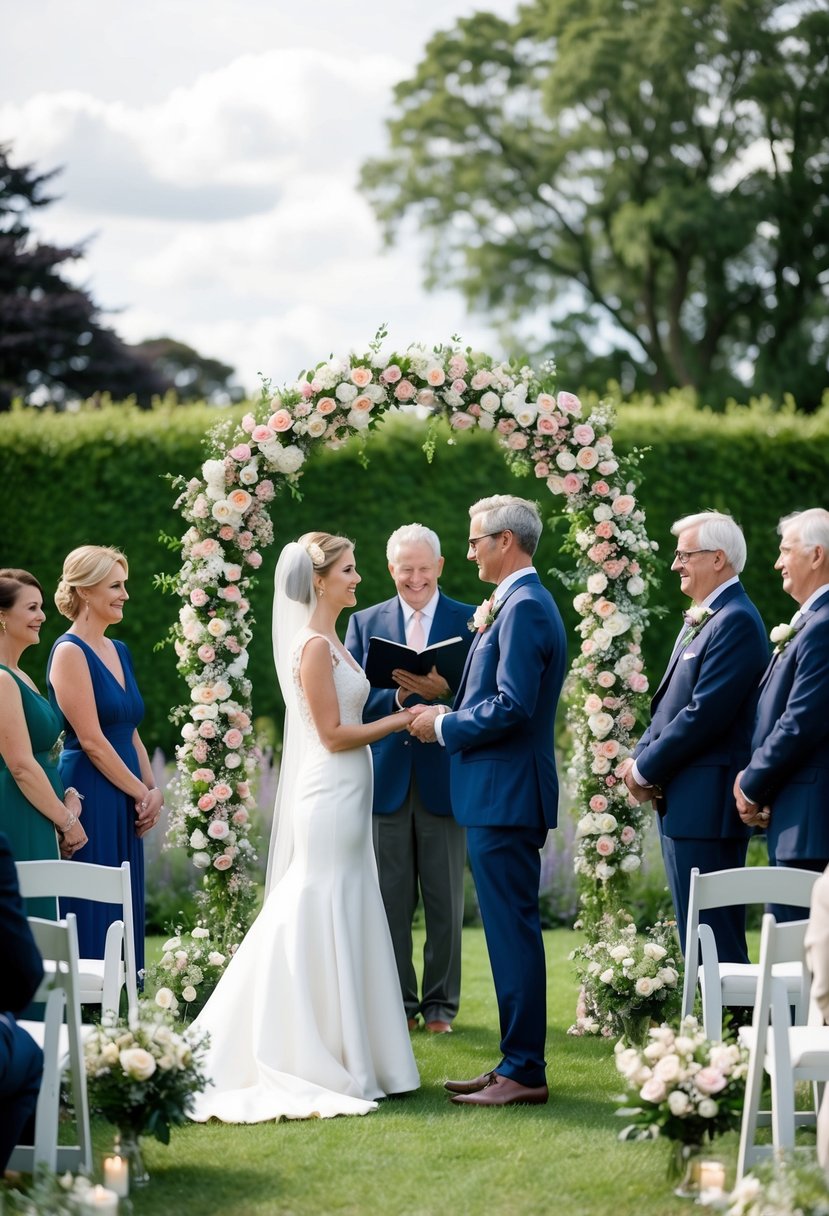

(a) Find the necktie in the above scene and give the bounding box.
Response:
[409,609,426,652]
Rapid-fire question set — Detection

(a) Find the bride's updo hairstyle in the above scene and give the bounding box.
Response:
[285,532,353,604]
[55,545,129,621]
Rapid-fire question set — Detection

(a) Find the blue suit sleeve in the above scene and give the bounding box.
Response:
[0,836,44,1013]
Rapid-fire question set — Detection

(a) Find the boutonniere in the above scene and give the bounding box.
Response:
[469,596,499,633]
[770,622,797,654]
[680,605,712,642]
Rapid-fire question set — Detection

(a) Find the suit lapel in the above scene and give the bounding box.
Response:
[652,585,743,705]
[453,573,539,705]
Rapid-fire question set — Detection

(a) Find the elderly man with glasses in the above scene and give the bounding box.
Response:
[617,511,768,965]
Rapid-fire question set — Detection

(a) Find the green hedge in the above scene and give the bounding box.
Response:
[2,396,827,752]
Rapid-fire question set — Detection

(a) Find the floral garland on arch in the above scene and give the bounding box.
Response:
[164,330,658,973]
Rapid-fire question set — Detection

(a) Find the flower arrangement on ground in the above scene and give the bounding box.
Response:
[569,914,680,1039]
[713,1153,829,1216]
[615,1016,748,1181]
[144,924,241,1021]
[85,998,209,1143]
[1,1168,95,1215]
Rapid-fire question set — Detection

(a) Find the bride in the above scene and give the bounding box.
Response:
[190,532,420,1121]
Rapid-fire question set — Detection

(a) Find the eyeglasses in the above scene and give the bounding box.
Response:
[673,549,717,566]
[467,531,503,552]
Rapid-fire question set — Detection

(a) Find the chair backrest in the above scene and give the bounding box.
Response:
[16,860,138,1016]
[751,914,810,1067]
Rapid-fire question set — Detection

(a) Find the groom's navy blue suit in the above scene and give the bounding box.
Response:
[634,581,768,959]
[741,589,829,869]
[441,571,565,1088]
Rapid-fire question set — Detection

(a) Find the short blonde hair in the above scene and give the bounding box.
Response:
[55,545,129,620]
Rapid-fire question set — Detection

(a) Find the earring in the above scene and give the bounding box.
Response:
[84,599,89,621]
[0,616,5,632]
[316,587,324,599]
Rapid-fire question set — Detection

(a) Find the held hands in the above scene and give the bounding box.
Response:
[733,771,770,827]
[393,666,451,703]
[135,786,164,838]
[407,705,443,744]
[616,757,656,805]
[391,707,419,733]
[59,796,88,858]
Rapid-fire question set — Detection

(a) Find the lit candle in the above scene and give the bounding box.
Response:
[698,1160,726,1192]
[103,1152,129,1197]
[81,1183,119,1214]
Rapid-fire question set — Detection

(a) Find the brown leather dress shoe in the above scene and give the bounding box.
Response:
[407,1017,419,1031]
[444,1070,495,1094]
[425,1020,453,1034]
[450,1074,548,1107]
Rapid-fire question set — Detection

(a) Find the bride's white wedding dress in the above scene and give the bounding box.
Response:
[190,630,419,1122]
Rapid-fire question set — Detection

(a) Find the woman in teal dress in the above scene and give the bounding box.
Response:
[48,546,163,975]
[0,569,87,918]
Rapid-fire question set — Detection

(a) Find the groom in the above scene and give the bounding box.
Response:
[409,495,566,1106]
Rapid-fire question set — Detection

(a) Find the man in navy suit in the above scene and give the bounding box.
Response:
[345,524,473,1034]
[0,831,44,1172]
[410,496,566,1106]
[736,508,829,920]
[618,511,768,962]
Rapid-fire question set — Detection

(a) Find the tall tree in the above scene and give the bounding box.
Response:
[131,337,243,404]
[362,0,829,407]
[0,144,167,408]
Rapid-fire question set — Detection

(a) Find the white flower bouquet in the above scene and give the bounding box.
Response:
[714,1154,829,1215]
[144,924,241,1021]
[570,915,681,1038]
[84,999,209,1141]
[615,1016,747,1171]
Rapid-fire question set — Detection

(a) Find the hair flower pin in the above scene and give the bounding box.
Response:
[306,542,325,567]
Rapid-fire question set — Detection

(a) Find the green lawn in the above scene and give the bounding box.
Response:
[72,927,775,1216]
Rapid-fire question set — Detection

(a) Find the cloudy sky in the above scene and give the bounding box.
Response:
[1,0,523,394]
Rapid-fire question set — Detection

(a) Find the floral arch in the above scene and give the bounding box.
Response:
[166,332,658,957]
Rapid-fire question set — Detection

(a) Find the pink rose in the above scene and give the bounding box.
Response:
[468,402,481,416]
[241,413,256,434]
[190,588,208,607]
[534,461,550,478]
[192,768,215,784]
[470,370,492,390]
[224,564,242,582]
[589,795,608,813]
[588,542,612,562]
[212,782,233,801]
[198,721,217,739]
[232,808,249,825]
[235,781,251,798]
[268,410,293,432]
[451,378,467,394]
[596,835,615,856]
[497,418,517,434]
[219,525,235,541]
[603,559,628,578]
[192,741,208,762]
[256,480,275,501]
[592,480,610,497]
[620,825,636,845]
[381,364,402,383]
[246,551,263,568]
[581,639,596,655]
[224,636,241,653]
[223,728,244,749]
[572,424,595,445]
[213,855,233,871]
[536,414,559,435]
[595,521,615,539]
[208,820,230,841]
[612,495,636,516]
[426,366,446,386]
[317,397,336,415]
[350,366,372,387]
[229,443,252,462]
[600,740,620,758]
[536,393,555,412]
[219,585,242,602]
[562,473,582,495]
[576,446,598,469]
[597,671,615,688]
[417,388,437,407]
[448,355,468,378]
[299,382,315,399]
[629,673,649,693]
[639,1077,667,1104]
[507,432,528,449]
[394,379,416,401]
[238,531,253,549]
[351,394,373,413]
[557,391,582,415]
[619,712,636,729]
[251,425,274,444]
[198,793,217,812]
[451,412,475,429]
[694,1067,727,1095]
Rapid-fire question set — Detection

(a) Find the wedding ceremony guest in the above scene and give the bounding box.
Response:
[804,863,829,1167]
[0,568,86,920]
[617,511,768,963]
[190,534,419,1121]
[48,546,162,974]
[409,495,566,1107]
[0,831,44,1173]
[345,523,473,1034]
[735,508,829,920]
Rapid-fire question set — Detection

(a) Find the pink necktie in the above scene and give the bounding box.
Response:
[409,609,426,652]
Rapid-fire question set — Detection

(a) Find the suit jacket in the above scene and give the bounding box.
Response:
[741,589,829,861]
[440,572,566,830]
[634,582,768,840]
[345,590,474,815]
[0,832,43,1014]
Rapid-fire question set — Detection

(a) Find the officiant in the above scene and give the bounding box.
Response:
[346,524,473,1034]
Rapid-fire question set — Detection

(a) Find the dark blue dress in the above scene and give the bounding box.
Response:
[47,635,146,975]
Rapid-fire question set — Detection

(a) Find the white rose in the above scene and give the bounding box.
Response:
[161,936,180,952]
[635,978,655,998]
[305,413,327,438]
[609,944,629,961]
[347,408,372,431]
[658,966,679,985]
[514,405,538,428]
[596,861,615,880]
[189,829,208,850]
[208,951,226,967]
[626,576,645,596]
[477,412,496,430]
[587,573,608,594]
[667,1090,691,1117]
[154,987,176,1009]
[556,451,576,471]
[191,927,210,939]
[643,943,667,961]
[588,711,614,739]
[698,1098,719,1119]
[599,814,618,833]
[604,613,631,637]
[182,985,198,1003]
[654,1053,681,1081]
[335,381,358,403]
[620,854,641,872]
[193,851,211,869]
[600,968,615,984]
[591,628,612,650]
[206,617,229,638]
[479,391,500,412]
[120,1047,157,1082]
[274,445,305,475]
[593,504,613,522]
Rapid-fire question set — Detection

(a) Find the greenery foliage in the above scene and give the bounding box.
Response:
[361,0,829,407]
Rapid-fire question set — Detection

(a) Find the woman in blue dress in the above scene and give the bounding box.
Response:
[0,568,87,919]
[48,546,163,975]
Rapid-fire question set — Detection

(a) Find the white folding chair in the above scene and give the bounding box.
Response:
[8,913,93,1173]
[681,866,820,1039]
[737,913,829,1178]
[16,859,139,1021]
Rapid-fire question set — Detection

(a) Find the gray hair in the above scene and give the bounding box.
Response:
[386,523,441,564]
[778,508,829,552]
[671,511,747,574]
[469,495,543,556]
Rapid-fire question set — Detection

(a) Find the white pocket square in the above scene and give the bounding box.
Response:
[682,651,697,660]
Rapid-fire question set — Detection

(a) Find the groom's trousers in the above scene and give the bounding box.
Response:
[466,824,548,1088]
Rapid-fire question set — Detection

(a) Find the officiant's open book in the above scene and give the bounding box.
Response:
[365,635,467,690]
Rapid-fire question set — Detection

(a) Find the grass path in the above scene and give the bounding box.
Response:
[93,927,751,1215]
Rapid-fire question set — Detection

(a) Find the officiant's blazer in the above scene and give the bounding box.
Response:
[345,590,473,815]
[633,582,768,840]
[440,572,566,832]
[741,589,829,862]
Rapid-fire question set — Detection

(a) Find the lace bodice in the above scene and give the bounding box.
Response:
[291,629,369,749]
